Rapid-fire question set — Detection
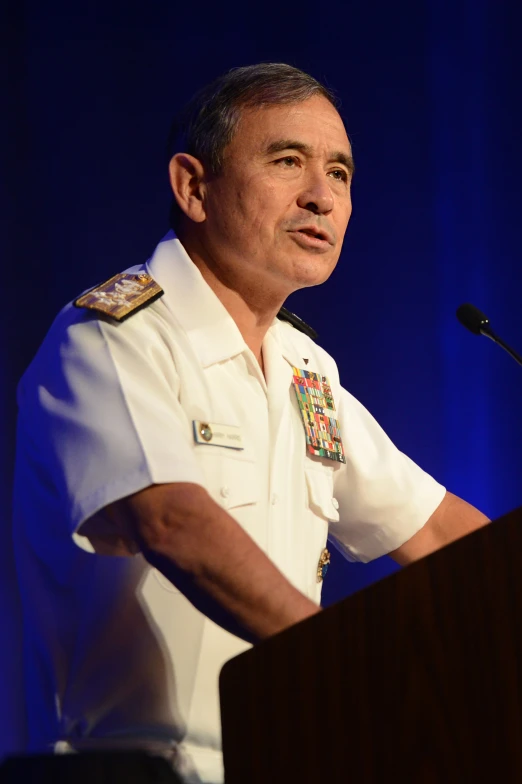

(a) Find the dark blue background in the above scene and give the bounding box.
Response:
[2,0,522,756]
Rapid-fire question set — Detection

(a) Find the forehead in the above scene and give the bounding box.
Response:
[231,95,351,155]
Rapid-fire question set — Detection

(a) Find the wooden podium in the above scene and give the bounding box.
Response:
[219,507,522,783]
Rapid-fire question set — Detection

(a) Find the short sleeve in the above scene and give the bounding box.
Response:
[17,305,205,550]
[330,388,446,563]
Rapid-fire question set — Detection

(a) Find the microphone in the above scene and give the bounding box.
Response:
[456,303,522,367]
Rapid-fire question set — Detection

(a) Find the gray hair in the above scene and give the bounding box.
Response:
[167,63,339,227]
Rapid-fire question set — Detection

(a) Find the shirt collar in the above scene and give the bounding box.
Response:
[267,317,307,370]
[146,231,248,368]
[146,231,307,371]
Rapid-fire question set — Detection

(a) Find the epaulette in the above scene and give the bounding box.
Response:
[74,272,164,322]
[277,306,318,340]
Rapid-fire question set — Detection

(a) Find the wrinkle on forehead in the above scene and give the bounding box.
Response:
[228,96,351,161]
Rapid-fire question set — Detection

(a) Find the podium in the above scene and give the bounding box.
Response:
[219,507,522,783]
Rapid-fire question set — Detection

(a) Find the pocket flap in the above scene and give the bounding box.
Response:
[305,469,340,522]
[199,454,259,510]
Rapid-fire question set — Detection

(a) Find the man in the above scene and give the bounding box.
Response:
[13,63,488,784]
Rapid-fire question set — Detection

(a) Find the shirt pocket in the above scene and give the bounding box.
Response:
[196,451,260,511]
[151,455,259,595]
[305,466,340,523]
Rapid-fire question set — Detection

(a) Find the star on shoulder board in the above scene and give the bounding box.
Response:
[74,272,164,322]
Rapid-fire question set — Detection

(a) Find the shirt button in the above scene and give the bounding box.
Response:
[332,497,339,510]
[220,486,230,499]
[271,493,278,506]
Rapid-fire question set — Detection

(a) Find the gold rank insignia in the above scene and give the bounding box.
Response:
[74,272,164,322]
[317,548,331,583]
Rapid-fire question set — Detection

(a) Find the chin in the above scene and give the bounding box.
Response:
[290,256,337,289]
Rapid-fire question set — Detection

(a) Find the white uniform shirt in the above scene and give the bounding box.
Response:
[13,232,445,784]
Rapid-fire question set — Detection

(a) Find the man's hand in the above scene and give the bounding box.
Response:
[85,482,320,645]
[389,490,490,566]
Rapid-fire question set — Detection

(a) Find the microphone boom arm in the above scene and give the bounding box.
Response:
[482,330,522,368]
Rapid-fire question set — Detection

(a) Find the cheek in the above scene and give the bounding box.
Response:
[207,172,293,246]
[205,183,251,242]
[335,196,353,234]
[238,181,286,238]
[251,178,297,233]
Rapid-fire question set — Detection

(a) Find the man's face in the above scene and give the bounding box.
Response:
[200,95,353,297]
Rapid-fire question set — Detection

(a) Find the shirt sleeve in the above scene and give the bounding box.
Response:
[18,305,205,552]
[329,387,446,563]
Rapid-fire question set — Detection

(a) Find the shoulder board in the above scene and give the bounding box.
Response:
[74,272,164,322]
[277,306,318,340]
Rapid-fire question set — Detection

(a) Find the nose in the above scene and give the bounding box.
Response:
[296,172,334,215]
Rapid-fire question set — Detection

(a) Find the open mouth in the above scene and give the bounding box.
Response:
[297,228,327,241]
[291,227,332,246]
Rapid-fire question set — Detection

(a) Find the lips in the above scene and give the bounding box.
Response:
[291,225,334,245]
[287,224,335,253]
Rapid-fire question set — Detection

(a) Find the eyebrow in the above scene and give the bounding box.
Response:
[265,139,355,175]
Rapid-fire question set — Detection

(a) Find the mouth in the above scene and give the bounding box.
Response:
[288,226,334,250]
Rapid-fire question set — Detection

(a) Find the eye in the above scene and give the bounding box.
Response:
[275,156,299,167]
[329,169,348,182]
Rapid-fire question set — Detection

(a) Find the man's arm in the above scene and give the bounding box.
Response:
[97,482,320,645]
[389,490,490,566]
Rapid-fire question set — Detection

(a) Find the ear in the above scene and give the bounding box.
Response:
[168,153,207,224]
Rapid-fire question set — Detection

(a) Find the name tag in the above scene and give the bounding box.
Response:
[192,421,244,450]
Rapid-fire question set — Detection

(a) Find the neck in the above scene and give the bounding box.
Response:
[178,230,285,369]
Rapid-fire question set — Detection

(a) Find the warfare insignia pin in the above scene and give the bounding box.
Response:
[317,548,331,583]
[291,367,346,463]
[74,272,164,322]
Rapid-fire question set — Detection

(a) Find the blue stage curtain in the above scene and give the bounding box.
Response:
[2,0,522,755]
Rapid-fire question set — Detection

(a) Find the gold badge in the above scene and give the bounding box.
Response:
[74,272,163,322]
[199,423,213,442]
[317,548,331,583]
